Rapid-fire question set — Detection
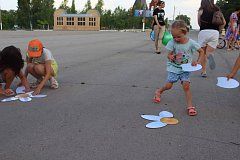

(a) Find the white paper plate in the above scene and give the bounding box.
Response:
[181,63,202,72]
[1,97,18,102]
[141,115,161,121]
[19,97,32,102]
[16,86,26,94]
[217,77,239,89]
[30,94,47,98]
[159,111,174,118]
[146,121,167,128]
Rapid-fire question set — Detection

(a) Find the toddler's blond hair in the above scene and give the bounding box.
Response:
[171,20,189,34]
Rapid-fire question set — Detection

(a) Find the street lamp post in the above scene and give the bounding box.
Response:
[0,5,2,30]
[142,4,147,32]
[29,0,32,30]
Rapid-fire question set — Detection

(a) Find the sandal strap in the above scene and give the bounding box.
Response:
[187,106,196,110]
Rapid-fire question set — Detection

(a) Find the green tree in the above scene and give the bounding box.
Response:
[1,10,17,29]
[31,0,55,29]
[216,0,240,24]
[95,0,104,15]
[59,0,68,10]
[59,0,70,12]
[70,0,77,13]
[82,0,92,13]
[175,14,191,28]
[17,0,31,29]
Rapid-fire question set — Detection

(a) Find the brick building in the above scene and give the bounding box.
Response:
[54,9,100,31]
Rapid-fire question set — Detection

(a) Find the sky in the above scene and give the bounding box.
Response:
[0,0,203,29]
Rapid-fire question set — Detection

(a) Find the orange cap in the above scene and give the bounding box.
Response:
[27,39,43,58]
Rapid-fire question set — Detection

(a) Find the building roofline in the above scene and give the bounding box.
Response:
[60,13,94,17]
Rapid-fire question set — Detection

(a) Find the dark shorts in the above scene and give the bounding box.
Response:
[167,72,190,83]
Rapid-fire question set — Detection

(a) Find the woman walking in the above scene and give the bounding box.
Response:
[153,0,166,54]
[197,0,225,77]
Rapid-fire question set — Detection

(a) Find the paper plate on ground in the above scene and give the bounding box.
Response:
[1,97,18,102]
[16,86,26,94]
[146,121,167,128]
[181,63,202,72]
[19,97,32,102]
[30,94,47,98]
[160,117,179,125]
[159,111,174,118]
[141,115,161,121]
[217,77,239,89]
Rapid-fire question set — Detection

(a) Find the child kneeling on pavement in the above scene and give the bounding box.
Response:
[25,39,59,95]
[0,46,30,96]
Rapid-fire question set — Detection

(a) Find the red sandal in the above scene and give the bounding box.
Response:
[153,90,161,103]
[187,106,197,116]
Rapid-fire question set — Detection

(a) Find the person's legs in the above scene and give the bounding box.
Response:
[153,72,176,103]
[201,46,207,77]
[227,35,234,50]
[157,25,165,53]
[199,30,218,76]
[27,63,43,80]
[153,82,173,102]
[34,64,58,89]
[154,25,160,53]
[182,81,193,108]
[182,81,197,116]
[206,45,216,70]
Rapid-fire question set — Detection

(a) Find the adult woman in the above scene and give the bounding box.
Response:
[225,8,240,51]
[197,0,225,77]
[153,0,165,54]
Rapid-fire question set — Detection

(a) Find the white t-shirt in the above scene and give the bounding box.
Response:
[29,48,56,64]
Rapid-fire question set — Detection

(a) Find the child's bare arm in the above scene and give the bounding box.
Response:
[227,55,240,79]
[192,48,204,66]
[33,60,52,95]
[24,57,31,77]
[167,51,174,61]
[18,70,30,91]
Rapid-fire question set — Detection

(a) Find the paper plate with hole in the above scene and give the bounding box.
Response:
[181,63,202,72]
[216,77,239,89]
[160,117,179,125]
[146,121,167,128]
[141,115,161,121]
[30,94,47,98]
[19,97,32,102]
[159,111,174,118]
[16,86,26,94]
[1,97,18,102]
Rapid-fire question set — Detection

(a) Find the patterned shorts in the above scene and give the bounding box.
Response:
[167,72,190,83]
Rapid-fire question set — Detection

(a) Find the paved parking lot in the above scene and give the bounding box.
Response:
[0,30,239,160]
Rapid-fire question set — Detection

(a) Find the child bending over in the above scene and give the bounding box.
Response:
[25,39,59,95]
[0,46,30,96]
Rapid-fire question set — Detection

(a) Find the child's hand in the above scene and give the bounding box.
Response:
[191,61,198,66]
[168,54,175,61]
[226,73,234,80]
[33,87,41,95]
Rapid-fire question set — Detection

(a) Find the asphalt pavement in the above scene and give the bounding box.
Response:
[0,30,239,160]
